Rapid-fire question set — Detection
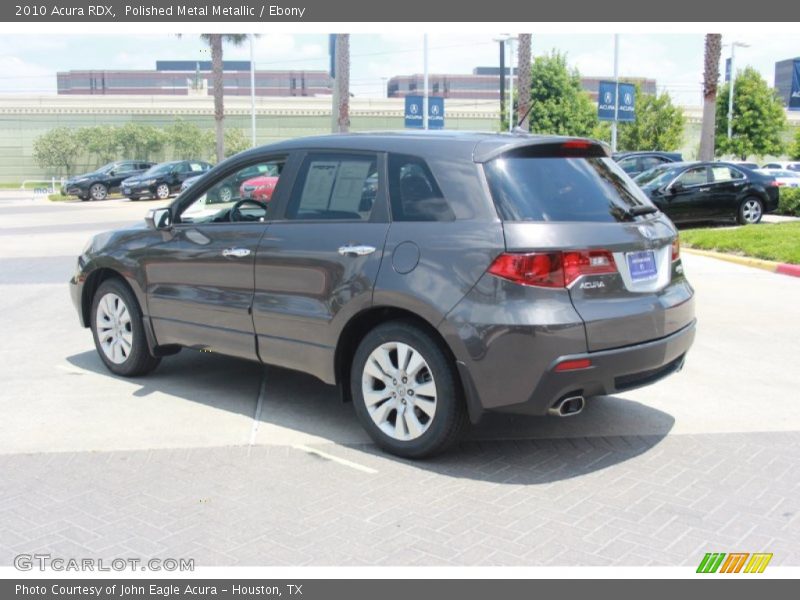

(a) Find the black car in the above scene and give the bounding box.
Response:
[69,132,696,458]
[121,160,213,201]
[634,161,779,225]
[63,160,155,201]
[613,151,683,178]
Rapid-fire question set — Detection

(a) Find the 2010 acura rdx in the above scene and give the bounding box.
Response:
[69,132,696,458]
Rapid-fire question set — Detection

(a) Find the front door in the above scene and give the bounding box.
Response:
[708,165,747,220]
[663,165,711,223]
[144,157,287,360]
[252,150,390,383]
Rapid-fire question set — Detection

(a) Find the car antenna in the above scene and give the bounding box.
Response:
[513,103,534,133]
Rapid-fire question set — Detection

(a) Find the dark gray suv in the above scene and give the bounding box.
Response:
[69,132,696,458]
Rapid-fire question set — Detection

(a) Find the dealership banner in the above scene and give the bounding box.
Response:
[1,0,794,21]
[791,59,800,110]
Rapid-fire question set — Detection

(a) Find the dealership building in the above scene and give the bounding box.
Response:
[57,61,333,97]
[387,67,656,101]
[775,57,800,108]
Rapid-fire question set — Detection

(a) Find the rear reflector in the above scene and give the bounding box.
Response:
[488,250,617,288]
[671,237,680,261]
[554,358,593,372]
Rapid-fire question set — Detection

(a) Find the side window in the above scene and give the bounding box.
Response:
[640,156,666,171]
[138,163,151,170]
[711,166,743,183]
[676,167,708,187]
[179,157,286,224]
[286,153,378,221]
[618,157,638,174]
[388,154,453,222]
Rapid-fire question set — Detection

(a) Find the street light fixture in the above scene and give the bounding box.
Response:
[726,41,751,140]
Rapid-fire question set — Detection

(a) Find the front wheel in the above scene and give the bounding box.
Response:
[91,278,160,377]
[350,321,467,458]
[155,183,170,200]
[89,183,108,201]
[738,197,763,225]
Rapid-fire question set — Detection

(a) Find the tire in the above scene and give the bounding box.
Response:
[155,183,170,200]
[89,183,108,201]
[90,278,160,377]
[350,320,468,458]
[217,185,233,203]
[738,197,763,225]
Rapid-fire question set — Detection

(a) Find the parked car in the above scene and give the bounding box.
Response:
[121,160,213,200]
[762,161,800,172]
[756,168,800,188]
[179,174,205,194]
[240,164,281,202]
[612,151,683,178]
[70,132,696,458]
[726,160,760,170]
[62,160,155,201]
[634,161,779,225]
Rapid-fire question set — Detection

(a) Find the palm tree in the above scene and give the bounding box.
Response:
[699,34,722,160]
[516,34,532,130]
[334,34,350,133]
[200,34,248,162]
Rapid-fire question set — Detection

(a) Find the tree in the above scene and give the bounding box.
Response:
[699,34,722,161]
[200,34,249,162]
[334,33,350,133]
[78,126,119,166]
[224,128,250,158]
[715,67,787,160]
[516,34,532,129]
[524,50,598,137]
[617,86,685,151]
[33,128,82,175]
[789,128,800,160]
[167,120,215,160]
[113,123,165,161]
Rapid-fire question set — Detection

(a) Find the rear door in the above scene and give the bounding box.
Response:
[252,150,390,381]
[708,165,747,219]
[482,145,694,352]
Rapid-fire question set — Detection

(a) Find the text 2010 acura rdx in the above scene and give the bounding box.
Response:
[70,132,696,458]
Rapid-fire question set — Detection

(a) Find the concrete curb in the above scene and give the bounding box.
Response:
[683,247,800,278]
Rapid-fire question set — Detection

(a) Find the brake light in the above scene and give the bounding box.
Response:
[561,140,591,149]
[487,252,565,288]
[671,237,680,262]
[488,250,617,288]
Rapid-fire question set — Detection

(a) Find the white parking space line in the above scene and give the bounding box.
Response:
[249,370,268,445]
[291,444,379,474]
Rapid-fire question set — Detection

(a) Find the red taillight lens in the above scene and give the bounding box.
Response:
[554,358,593,372]
[487,252,565,288]
[671,237,680,262]
[562,250,616,286]
[561,140,591,150]
[488,250,617,288]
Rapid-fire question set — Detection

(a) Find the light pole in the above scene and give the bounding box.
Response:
[507,36,518,131]
[494,34,516,130]
[727,41,750,140]
[249,34,256,147]
[611,34,620,153]
[423,34,429,130]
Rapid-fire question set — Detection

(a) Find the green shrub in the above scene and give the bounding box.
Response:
[778,187,800,217]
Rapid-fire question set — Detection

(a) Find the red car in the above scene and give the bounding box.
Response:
[240,175,279,202]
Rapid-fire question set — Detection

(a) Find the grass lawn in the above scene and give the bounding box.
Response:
[681,222,800,265]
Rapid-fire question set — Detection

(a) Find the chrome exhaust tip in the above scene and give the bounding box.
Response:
[547,395,585,417]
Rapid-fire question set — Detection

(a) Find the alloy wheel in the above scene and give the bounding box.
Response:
[95,292,133,364]
[90,183,107,201]
[156,184,170,199]
[361,341,437,441]
[741,199,763,224]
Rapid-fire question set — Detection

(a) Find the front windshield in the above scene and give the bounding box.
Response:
[144,163,176,177]
[96,162,116,174]
[635,165,680,187]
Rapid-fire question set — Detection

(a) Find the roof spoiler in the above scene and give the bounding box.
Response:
[474,137,610,163]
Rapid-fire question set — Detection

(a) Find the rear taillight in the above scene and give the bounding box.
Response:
[488,250,617,288]
[671,237,680,262]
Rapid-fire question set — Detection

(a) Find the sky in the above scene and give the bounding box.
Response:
[0,32,797,106]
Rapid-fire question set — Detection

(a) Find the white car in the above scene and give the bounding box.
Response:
[761,161,800,172]
[756,168,800,188]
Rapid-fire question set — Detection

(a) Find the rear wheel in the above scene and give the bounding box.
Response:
[90,278,160,377]
[89,183,108,201]
[350,321,467,458]
[738,197,763,225]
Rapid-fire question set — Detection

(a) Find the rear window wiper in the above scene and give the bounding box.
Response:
[609,203,658,220]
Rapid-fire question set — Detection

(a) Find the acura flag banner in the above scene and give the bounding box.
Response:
[791,59,800,110]
[597,81,636,122]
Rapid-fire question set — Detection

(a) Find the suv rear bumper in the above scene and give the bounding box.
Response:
[496,319,696,416]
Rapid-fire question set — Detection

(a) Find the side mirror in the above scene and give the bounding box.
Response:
[670,181,684,194]
[145,207,171,230]
[108,170,116,176]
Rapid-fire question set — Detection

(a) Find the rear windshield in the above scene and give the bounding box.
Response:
[484,157,655,223]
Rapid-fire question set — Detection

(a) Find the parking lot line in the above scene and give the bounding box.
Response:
[291,444,379,474]
[248,370,268,445]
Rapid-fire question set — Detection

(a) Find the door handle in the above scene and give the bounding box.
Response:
[222,248,251,258]
[698,187,710,192]
[338,245,376,257]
